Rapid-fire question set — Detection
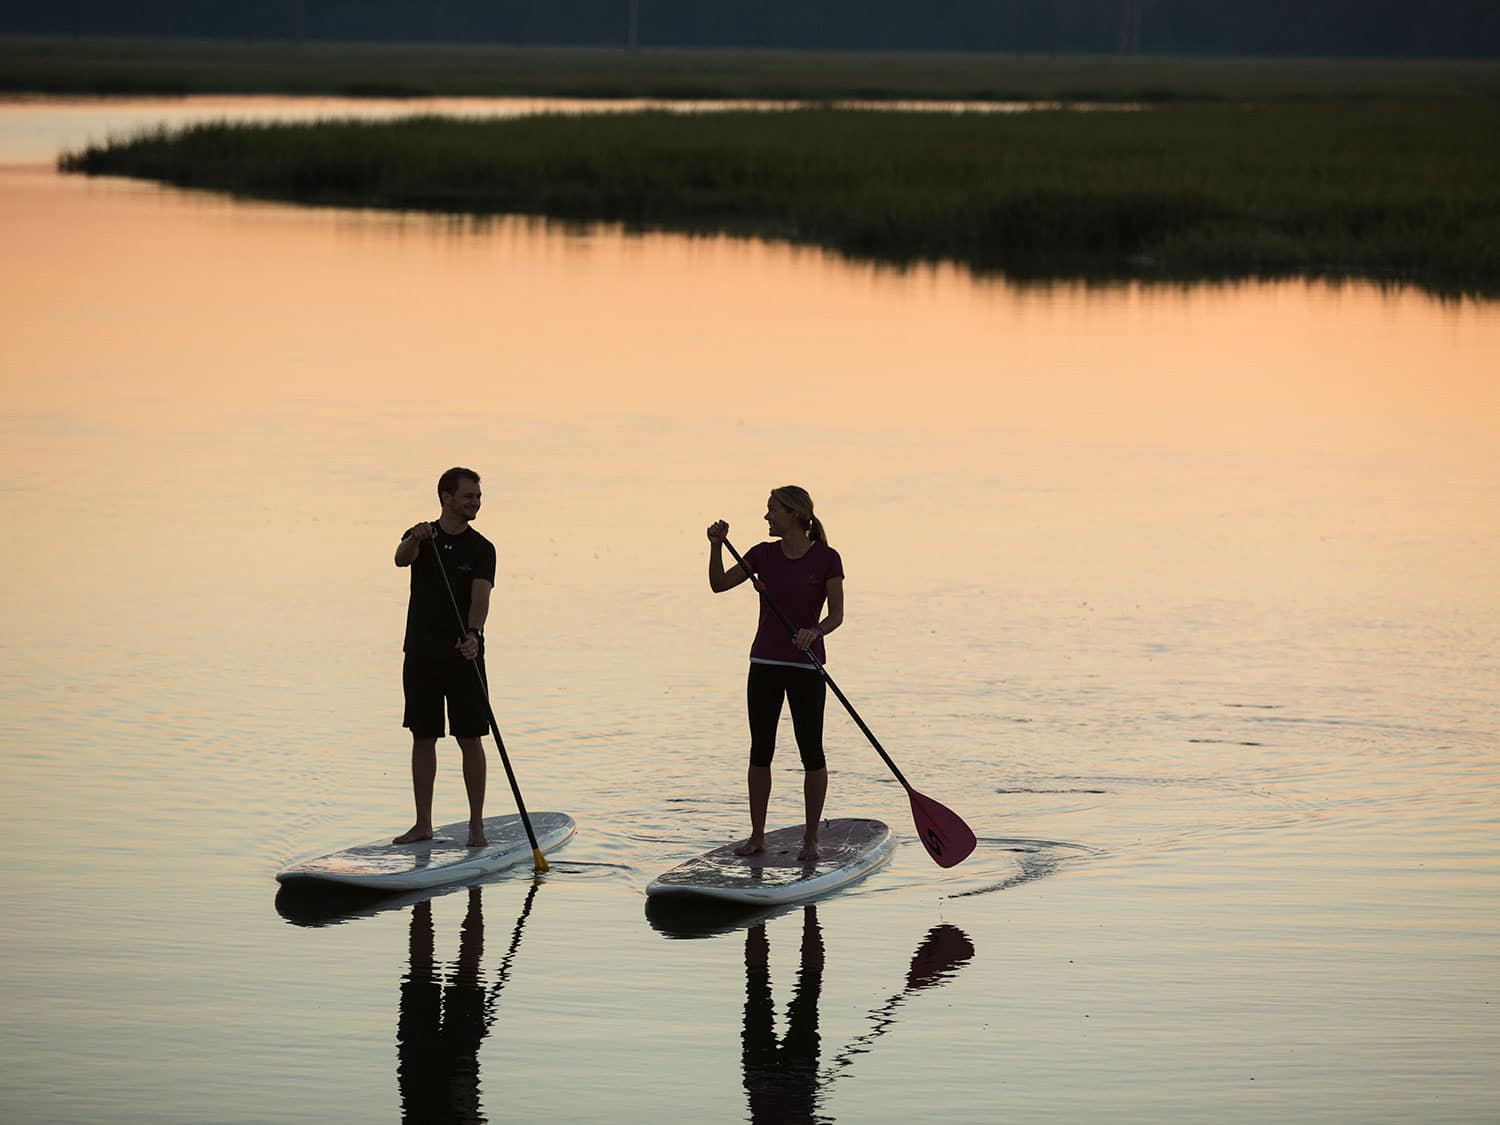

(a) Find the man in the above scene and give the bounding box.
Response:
[393,467,496,847]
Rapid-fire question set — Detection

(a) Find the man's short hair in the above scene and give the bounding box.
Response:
[437,467,480,500]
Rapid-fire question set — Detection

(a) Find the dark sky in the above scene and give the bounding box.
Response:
[3,1,1498,58]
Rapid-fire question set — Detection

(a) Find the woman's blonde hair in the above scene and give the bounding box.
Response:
[771,485,827,545]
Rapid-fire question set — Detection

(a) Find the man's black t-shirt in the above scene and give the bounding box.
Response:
[402,525,497,657]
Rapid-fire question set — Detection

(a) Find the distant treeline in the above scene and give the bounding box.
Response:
[5,0,1499,59]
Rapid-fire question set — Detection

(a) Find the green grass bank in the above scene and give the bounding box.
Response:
[7,37,1500,103]
[61,104,1500,295]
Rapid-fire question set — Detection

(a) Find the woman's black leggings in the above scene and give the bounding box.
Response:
[747,662,827,771]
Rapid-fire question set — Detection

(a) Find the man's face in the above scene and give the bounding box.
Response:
[443,479,482,521]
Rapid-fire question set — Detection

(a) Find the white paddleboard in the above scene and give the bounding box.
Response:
[276,812,574,891]
[646,818,893,905]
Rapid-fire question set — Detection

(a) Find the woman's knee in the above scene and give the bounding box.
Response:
[797,746,827,771]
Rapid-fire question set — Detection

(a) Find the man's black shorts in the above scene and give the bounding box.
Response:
[402,650,490,739]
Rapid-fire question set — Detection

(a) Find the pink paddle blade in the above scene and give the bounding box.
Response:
[907,787,977,868]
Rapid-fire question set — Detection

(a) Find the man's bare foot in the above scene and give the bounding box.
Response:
[733,835,765,856]
[798,836,820,862]
[394,825,433,845]
[467,826,488,847]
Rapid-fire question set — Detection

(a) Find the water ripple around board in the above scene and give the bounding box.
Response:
[538,859,639,881]
[944,842,1098,899]
[986,770,1329,860]
[859,835,1098,901]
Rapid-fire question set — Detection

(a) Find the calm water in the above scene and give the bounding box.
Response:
[1,99,1497,1124]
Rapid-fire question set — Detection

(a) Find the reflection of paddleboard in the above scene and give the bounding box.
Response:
[646,818,893,905]
[275,880,447,928]
[276,812,574,892]
[644,896,798,939]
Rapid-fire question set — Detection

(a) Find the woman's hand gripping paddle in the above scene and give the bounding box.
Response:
[719,537,976,867]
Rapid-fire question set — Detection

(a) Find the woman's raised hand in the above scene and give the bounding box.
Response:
[706,520,729,542]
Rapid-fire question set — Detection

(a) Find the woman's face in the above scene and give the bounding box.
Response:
[765,495,802,539]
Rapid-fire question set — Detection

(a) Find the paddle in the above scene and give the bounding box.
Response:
[483,879,542,1023]
[718,536,976,867]
[425,528,549,873]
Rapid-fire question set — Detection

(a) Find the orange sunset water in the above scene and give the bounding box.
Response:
[2,99,1497,1123]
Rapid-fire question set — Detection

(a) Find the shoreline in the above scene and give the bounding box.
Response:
[58,103,1500,298]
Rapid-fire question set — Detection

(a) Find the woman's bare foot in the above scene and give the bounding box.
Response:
[467,824,489,847]
[797,835,821,862]
[733,835,765,856]
[393,824,433,845]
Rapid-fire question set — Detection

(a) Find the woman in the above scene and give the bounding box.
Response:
[707,486,844,861]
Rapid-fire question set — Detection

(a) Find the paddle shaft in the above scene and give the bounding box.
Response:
[424,527,547,869]
[719,537,914,793]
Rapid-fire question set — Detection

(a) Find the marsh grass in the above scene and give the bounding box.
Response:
[7,37,1500,103]
[61,103,1500,294]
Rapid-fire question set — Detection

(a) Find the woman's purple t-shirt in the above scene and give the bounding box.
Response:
[743,540,844,667]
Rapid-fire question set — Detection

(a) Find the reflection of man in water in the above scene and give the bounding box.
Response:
[742,906,826,1124]
[398,889,489,1124]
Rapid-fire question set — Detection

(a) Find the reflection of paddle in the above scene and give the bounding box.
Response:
[822,923,975,1081]
[426,529,549,873]
[483,879,541,1025]
[720,537,977,867]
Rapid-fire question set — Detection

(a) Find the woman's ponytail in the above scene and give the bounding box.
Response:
[771,485,827,547]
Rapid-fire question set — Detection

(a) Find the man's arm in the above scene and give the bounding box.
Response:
[467,580,492,635]
[455,579,492,661]
[395,522,434,567]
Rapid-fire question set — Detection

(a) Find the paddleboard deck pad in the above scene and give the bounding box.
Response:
[276,812,574,891]
[646,818,893,905]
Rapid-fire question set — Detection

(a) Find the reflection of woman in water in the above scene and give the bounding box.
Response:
[397,889,489,1123]
[737,907,976,1124]
[742,905,827,1124]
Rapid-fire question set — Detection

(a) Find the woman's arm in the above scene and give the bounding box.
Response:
[819,577,844,636]
[707,521,750,593]
[793,576,843,651]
